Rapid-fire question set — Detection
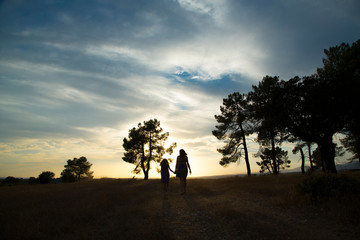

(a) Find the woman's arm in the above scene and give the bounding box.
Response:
[175,157,179,173]
[186,157,192,174]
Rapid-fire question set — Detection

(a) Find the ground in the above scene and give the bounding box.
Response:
[0,174,359,240]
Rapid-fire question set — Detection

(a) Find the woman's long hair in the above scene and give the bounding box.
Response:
[179,149,187,157]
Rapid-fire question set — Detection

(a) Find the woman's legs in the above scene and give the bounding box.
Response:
[180,177,187,194]
[163,182,169,192]
[183,177,187,193]
[179,177,183,193]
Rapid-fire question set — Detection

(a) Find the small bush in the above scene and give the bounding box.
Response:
[3,176,20,184]
[60,169,77,182]
[37,171,55,184]
[28,177,37,184]
[296,174,360,201]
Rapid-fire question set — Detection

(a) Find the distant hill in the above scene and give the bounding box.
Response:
[283,160,360,174]
[336,160,360,171]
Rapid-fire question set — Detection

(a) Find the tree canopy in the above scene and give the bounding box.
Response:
[60,156,93,182]
[122,119,176,180]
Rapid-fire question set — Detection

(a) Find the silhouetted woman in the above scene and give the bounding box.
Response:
[175,149,191,194]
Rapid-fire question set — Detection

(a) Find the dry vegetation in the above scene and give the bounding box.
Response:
[1,173,359,240]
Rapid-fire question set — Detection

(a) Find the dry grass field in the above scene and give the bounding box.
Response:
[1,173,359,240]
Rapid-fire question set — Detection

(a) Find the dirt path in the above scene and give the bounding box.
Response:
[160,191,227,240]
[157,181,266,240]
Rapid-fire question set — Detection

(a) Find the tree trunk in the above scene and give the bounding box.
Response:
[144,133,152,180]
[300,148,305,174]
[141,145,147,179]
[240,124,251,176]
[143,156,150,180]
[307,143,314,170]
[266,164,272,174]
[271,136,278,175]
[144,170,149,180]
[317,134,337,173]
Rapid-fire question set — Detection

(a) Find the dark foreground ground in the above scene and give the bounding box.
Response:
[1,173,359,240]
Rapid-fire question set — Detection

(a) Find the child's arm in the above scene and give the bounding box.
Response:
[168,164,175,174]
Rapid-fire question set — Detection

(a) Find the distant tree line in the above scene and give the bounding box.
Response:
[213,39,360,175]
[1,171,55,185]
[1,156,94,185]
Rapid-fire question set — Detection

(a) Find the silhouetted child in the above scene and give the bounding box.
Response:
[160,159,174,192]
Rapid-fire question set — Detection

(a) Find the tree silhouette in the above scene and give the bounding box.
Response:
[123,119,176,180]
[60,156,93,182]
[255,147,290,174]
[292,142,315,173]
[292,143,306,174]
[213,92,252,175]
[213,39,359,175]
[248,76,289,175]
[2,176,20,184]
[28,177,37,184]
[37,171,55,184]
[340,112,360,163]
[281,40,360,173]
[341,128,360,163]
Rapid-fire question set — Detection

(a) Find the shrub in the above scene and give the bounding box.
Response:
[60,169,77,182]
[3,176,20,184]
[28,177,37,184]
[296,174,360,201]
[37,171,55,184]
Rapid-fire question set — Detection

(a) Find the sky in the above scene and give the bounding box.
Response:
[1,0,359,179]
